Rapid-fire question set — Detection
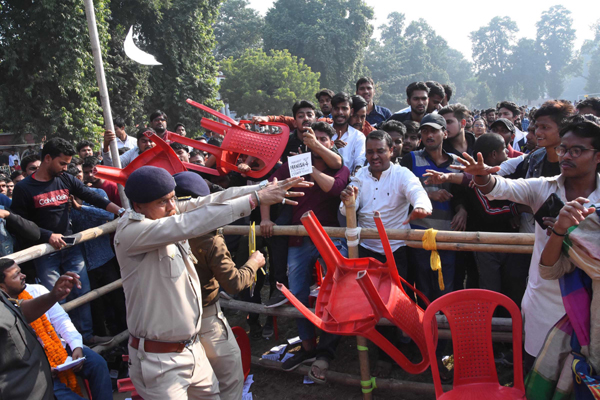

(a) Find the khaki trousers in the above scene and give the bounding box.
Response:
[200,302,244,400]
[129,337,220,400]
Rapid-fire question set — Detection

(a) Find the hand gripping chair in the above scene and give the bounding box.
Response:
[173,99,290,179]
[422,289,526,399]
[277,211,432,374]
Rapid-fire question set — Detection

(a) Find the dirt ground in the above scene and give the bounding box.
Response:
[222,281,517,400]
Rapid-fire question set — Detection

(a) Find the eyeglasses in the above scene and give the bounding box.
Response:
[555,145,599,158]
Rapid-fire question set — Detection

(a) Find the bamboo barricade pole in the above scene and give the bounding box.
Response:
[220,226,534,252]
[343,194,373,400]
[5,219,118,265]
[63,278,123,312]
[252,356,452,395]
[82,0,129,209]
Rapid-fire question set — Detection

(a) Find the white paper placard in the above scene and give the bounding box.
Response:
[288,153,312,177]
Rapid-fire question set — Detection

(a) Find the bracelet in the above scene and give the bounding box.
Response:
[551,228,567,237]
[471,175,492,187]
[254,190,261,208]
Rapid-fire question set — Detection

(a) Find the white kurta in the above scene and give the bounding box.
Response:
[486,173,600,356]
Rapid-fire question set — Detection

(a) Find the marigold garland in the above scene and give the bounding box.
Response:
[18,290,82,395]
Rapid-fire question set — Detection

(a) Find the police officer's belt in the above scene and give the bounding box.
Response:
[129,334,199,353]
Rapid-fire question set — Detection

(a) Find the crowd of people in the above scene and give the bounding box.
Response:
[1,76,600,400]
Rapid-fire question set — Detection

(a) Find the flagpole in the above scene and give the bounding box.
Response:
[83,0,130,209]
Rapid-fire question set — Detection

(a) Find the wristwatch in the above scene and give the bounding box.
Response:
[117,207,126,217]
[259,180,268,190]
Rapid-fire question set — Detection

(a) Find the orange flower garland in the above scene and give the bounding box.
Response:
[18,290,82,395]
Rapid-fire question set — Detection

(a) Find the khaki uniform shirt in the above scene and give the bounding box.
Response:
[115,185,257,342]
[189,231,260,307]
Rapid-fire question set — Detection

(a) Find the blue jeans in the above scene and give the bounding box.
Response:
[53,347,113,400]
[34,244,93,339]
[287,237,347,341]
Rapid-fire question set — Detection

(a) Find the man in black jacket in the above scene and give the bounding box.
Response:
[11,138,123,345]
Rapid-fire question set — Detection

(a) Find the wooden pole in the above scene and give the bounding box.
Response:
[343,194,373,400]
[63,278,122,312]
[220,226,535,247]
[82,0,129,209]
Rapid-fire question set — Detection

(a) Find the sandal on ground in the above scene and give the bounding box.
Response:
[308,358,329,384]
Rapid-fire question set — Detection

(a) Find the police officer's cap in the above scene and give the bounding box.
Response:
[125,166,176,203]
[174,171,210,198]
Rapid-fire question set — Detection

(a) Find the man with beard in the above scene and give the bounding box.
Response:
[425,81,445,113]
[380,120,407,164]
[349,95,376,136]
[149,110,175,141]
[485,108,497,126]
[440,103,475,157]
[401,121,422,157]
[388,82,429,124]
[355,77,391,126]
[11,138,124,346]
[331,93,366,172]
[497,101,526,152]
[260,121,350,372]
[400,114,464,301]
[102,128,158,168]
[315,89,335,118]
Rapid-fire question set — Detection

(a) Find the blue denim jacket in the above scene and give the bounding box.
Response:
[70,188,115,270]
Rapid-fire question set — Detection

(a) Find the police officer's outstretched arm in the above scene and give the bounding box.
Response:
[255,177,310,206]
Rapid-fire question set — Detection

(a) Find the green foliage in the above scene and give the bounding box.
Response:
[473,82,493,110]
[0,0,223,142]
[219,49,320,116]
[584,21,600,93]
[213,0,264,61]
[263,0,373,92]
[509,38,546,102]
[536,5,576,98]
[0,0,108,142]
[365,13,472,110]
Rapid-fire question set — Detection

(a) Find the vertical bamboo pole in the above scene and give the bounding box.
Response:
[83,0,129,208]
[343,194,373,400]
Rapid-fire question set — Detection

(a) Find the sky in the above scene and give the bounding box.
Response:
[247,0,598,61]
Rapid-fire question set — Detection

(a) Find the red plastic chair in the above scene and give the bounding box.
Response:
[93,133,187,186]
[181,99,290,178]
[422,289,525,399]
[231,326,251,380]
[117,355,144,399]
[278,211,432,374]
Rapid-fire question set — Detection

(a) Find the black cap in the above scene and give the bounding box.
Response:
[174,171,210,198]
[490,118,515,134]
[419,113,447,130]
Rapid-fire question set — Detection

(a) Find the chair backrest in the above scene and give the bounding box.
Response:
[231,326,251,380]
[422,289,524,398]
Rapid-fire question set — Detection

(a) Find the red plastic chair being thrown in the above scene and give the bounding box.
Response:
[278,211,432,374]
[422,289,525,399]
[168,99,290,179]
[93,132,187,186]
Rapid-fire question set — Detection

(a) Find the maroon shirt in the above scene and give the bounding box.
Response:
[269,163,350,230]
[96,180,121,207]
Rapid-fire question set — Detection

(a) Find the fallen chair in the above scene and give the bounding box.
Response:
[278,211,432,374]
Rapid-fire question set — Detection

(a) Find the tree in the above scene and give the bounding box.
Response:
[536,5,577,98]
[0,0,110,141]
[110,0,223,130]
[470,16,518,101]
[509,39,546,102]
[583,20,600,93]
[219,49,321,116]
[213,0,264,61]
[473,82,493,110]
[263,0,374,92]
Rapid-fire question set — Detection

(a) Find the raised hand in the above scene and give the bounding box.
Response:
[450,152,501,175]
[553,197,596,235]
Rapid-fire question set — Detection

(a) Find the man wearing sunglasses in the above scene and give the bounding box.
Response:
[455,115,600,372]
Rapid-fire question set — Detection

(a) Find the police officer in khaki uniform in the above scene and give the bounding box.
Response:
[115,166,307,400]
